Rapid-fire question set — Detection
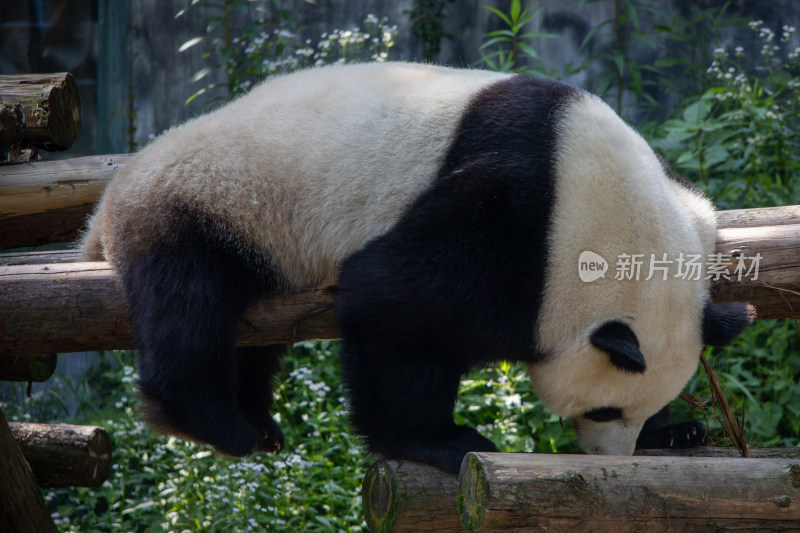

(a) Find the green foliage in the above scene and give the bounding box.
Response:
[456,361,578,454]
[676,322,800,448]
[408,0,455,61]
[649,1,742,101]
[3,346,368,532]
[651,21,800,208]
[569,0,664,115]
[478,0,557,76]
[178,2,396,106]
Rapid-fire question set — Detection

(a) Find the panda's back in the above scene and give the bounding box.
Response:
[88,63,509,287]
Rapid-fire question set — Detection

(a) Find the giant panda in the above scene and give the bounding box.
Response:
[82,62,753,475]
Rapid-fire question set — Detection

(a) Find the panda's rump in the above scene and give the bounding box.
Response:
[90,63,509,288]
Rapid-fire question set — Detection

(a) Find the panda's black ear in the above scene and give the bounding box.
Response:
[702,301,755,346]
[590,320,646,374]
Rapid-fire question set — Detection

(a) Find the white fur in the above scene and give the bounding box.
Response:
[83,63,508,287]
[528,93,717,452]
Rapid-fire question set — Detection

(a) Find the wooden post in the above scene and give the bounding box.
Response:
[8,422,111,488]
[0,409,58,533]
[0,73,81,151]
[362,460,462,533]
[0,354,57,382]
[457,452,800,532]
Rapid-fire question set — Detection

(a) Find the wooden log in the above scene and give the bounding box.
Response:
[0,250,81,266]
[8,422,111,488]
[0,154,129,250]
[0,261,338,356]
[0,103,24,162]
[0,73,81,151]
[362,459,462,533]
[636,446,800,459]
[711,223,800,319]
[0,409,58,533]
[457,452,800,532]
[716,205,800,229]
[0,206,798,355]
[0,354,57,382]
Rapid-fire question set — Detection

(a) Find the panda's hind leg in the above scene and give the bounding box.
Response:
[121,215,286,456]
[235,345,287,453]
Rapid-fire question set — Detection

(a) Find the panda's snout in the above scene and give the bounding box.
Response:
[574,418,642,456]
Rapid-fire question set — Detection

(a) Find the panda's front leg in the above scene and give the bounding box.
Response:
[339,340,497,474]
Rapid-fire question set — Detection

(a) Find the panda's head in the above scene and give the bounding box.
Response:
[531,302,753,455]
[526,91,755,455]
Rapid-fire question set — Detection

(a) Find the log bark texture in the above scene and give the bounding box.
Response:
[457,452,800,532]
[0,250,81,266]
[710,222,800,319]
[8,422,111,488]
[636,446,800,459]
[0,73,81,151]
[0,354,57,382]
[362,459,462,533]
[0,154,129,249]
[0,261,337,355]
[0,409,58,533]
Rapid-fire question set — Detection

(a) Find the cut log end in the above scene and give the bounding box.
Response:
[362,460,399,533]
[458,453,488,530]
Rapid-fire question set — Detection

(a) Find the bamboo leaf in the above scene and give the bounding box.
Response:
[178,36,205,53]
[483,5,513,28]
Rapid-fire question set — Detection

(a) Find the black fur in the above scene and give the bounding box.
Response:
[337,76,577,474]
[122,207,288,456]
[635,406,708,449]
[702,300,755,346]
[589,320,646,374]
[583,407,623,422]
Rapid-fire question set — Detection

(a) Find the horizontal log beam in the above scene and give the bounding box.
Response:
[0,155,130,250]
[8,422,111,488]
[362,450,800,533]
[457,452,800,532]
[0,262,337,356]
[0,207,797,356]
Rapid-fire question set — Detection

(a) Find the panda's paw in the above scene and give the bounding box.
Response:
[377,425,498,475]
[254,418,285,454]
[636,420,708,450]
[666,420,708,449]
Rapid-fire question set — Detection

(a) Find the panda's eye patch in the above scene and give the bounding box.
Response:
[583,407,623,422]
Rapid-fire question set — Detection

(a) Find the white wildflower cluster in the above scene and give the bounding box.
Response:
[312,15,397,66]
[290,365,331,406]
[121,364,138,384]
